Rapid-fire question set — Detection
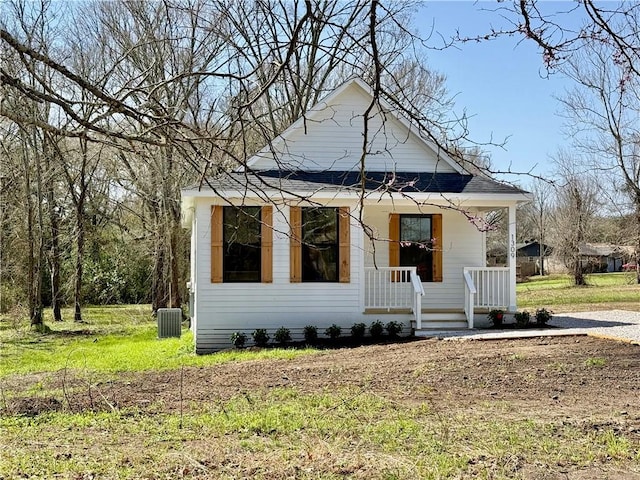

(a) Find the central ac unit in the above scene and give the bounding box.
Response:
[157,308,182,338]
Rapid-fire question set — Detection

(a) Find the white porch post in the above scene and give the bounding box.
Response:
[507,204,517,312]
[354,204,366,314]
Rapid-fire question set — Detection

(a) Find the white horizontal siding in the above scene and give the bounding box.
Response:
[363,206,484,310]
[193,198,368,352]
[251,84,456,174]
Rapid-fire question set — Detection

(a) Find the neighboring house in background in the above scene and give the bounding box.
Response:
[577,243,634,273]
[181,78,531,353]
[516,240,553,277]
[546,242,634,274]
[516,240,553,261]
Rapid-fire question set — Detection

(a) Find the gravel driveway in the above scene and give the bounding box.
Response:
[434,309,640,344]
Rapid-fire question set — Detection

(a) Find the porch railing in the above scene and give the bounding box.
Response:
[463,267,510,328]
[463,270,477,328]
[364,267,424,328]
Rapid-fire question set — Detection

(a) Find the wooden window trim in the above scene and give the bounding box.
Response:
[211,206,223,283]
[432,214,443,282]
[338,207,350,283]
[389,213,400,282]
[290,206,350,283]
[261,206,273,283]
[290,206,302,283]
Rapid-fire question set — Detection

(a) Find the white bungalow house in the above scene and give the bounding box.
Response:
[181,78,530,353]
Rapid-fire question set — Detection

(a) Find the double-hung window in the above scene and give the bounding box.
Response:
[223,207,261,282]
[211,205,273,283]
[302,208,339,282]
[290,206,350,283]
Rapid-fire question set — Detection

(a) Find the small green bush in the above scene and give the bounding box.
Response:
[252,328,270,347]
[230,331,247,349]
[274,326,291,345]
[369,320,384,339]
[535,308,553,326]
[303,325,318,344]
[325,324,342,339]
[385,321,403,338]
[351,322,366,340]
[514,310,531,327]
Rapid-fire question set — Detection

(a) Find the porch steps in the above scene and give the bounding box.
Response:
[414,309,468,331]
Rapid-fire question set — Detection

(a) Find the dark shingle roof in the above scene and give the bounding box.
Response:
[195,170,525,195]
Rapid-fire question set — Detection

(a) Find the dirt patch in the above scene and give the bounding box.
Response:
[4,335,640,422]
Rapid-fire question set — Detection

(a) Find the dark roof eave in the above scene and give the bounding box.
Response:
[184,170,528,196]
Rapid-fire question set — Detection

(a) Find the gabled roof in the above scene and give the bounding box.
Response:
[245,77,466,175]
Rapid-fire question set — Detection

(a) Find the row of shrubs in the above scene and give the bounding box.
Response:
[230,320,404,348]
[488,308,553,328]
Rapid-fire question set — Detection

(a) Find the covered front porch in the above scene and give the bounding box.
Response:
[363,265,514,331]
[360,202,519,331]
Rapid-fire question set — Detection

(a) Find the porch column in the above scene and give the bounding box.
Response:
[354,203,366,314]
[507,204,517,311]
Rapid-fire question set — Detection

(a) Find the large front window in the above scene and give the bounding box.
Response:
[400,215,433,282]
[302,208,339,282]
[223,207,261,282]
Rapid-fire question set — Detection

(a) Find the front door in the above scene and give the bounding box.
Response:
[399,215,433,282]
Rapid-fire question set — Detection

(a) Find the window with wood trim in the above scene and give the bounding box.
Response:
[210,205,273,283]
[290,206,350,283]
[389,213,442,282]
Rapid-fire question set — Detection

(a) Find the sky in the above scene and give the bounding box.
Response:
[415,1,580,183]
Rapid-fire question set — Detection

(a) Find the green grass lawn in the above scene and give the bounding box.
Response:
[0,305,316,378]
[517,272,640,312]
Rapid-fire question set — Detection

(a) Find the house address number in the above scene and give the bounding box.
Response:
[510,234,516,259]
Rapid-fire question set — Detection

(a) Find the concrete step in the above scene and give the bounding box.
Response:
[414,327,468,337]
[413,318,469,330]
[421,312,467,322]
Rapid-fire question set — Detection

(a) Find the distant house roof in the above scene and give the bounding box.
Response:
[516,241,553,257]
[579,243,634,257]
[187,170,526,196]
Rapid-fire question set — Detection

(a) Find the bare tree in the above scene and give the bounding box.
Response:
[556,41,640,283]
[551,152,600,285]
[0,0,70,326]
[1,0,501,323]
[521,179,553,275]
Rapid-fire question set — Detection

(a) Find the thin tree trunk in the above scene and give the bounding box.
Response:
[45,135,63,321]
[21,134,43,326]
[72,137,90,323]
[635,201,640,284]
[169,224,181,308]
[152,234,166,313]
[74,208,84,322]
[49,216,63,321]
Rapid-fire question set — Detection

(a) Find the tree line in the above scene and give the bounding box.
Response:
[1,0,462,325]
[1,0,639,327]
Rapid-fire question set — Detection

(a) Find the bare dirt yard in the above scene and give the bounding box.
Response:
[3,335,640,479]
[105,336,639,418]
